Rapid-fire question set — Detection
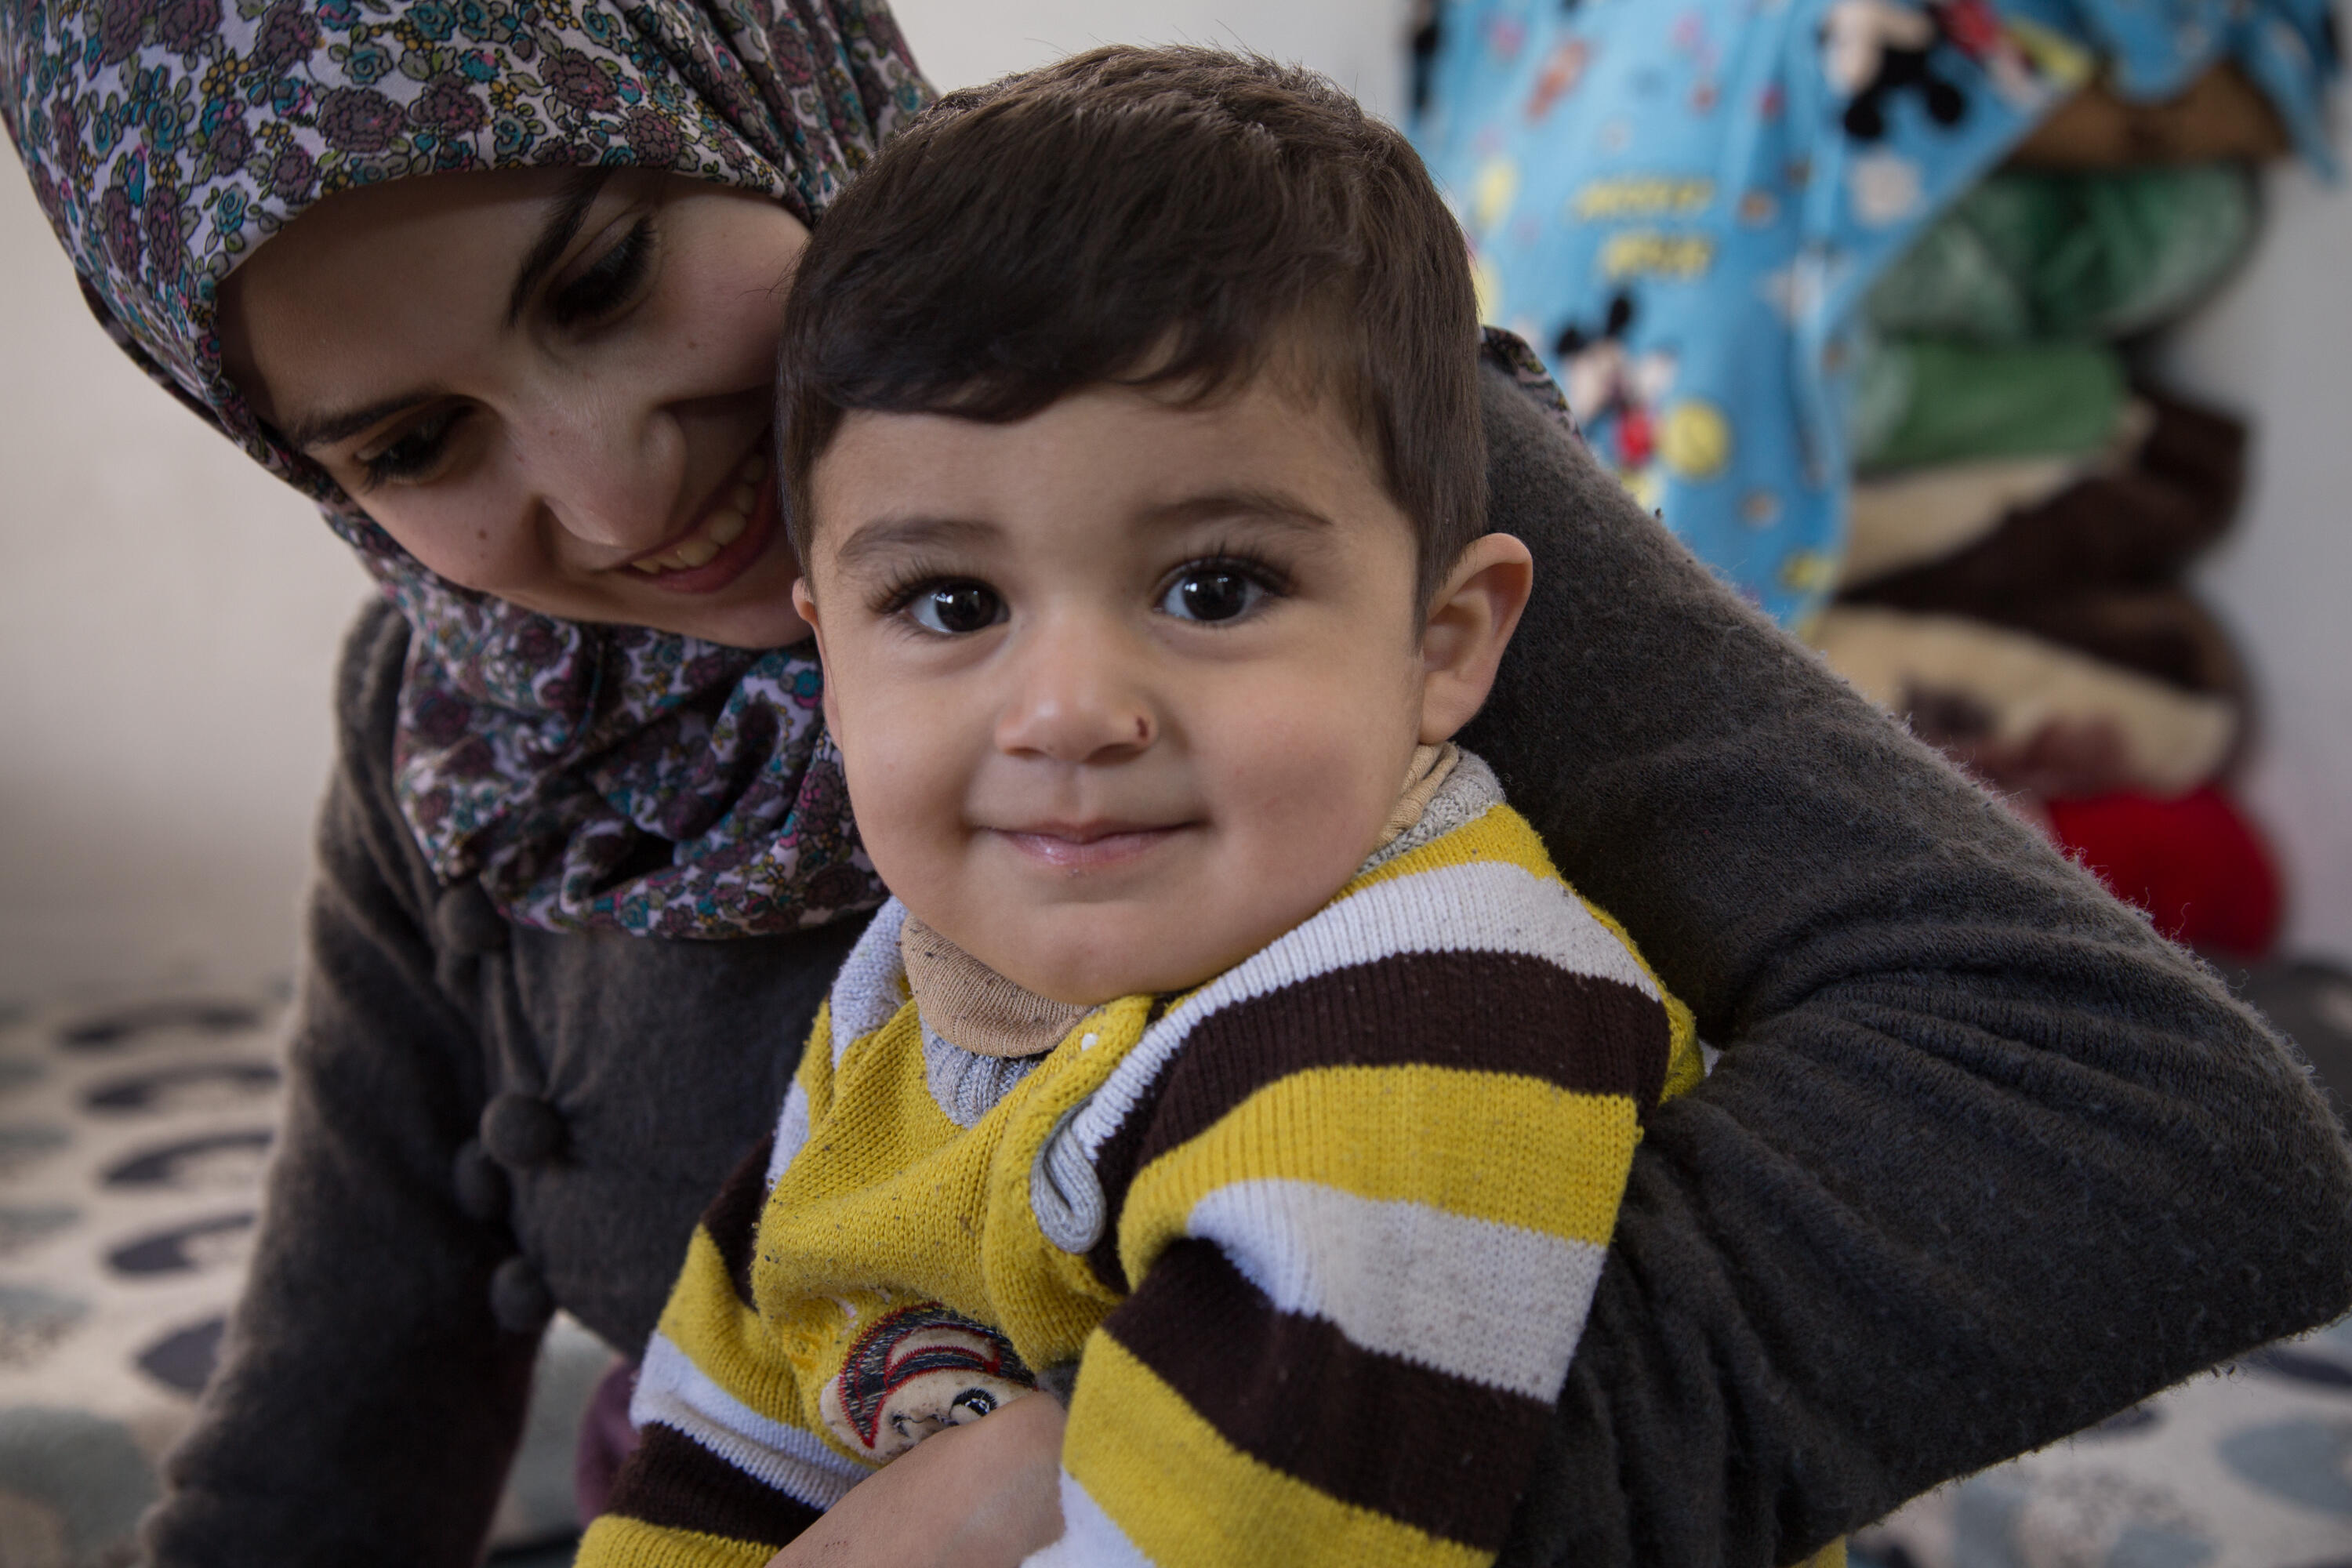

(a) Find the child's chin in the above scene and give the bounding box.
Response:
[995,958,1144,1011]
[1000,932,1243,1010]
[976,931,1174,1009]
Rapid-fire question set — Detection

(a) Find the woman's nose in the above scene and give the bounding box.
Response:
[519,394,683,553]
[993,616,1159,765]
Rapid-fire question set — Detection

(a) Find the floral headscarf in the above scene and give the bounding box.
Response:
[0,0,929,935]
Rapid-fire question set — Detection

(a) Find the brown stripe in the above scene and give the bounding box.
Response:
[1077,999,1187,1293]
[1134,951,1666,1175]
[1083,1056,1178,1294]
[701,1134,773,1308]
[1102,1238,1554,1552]
[604,1421,823,1546]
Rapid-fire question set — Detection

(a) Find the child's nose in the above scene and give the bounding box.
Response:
[993,620,1158,764]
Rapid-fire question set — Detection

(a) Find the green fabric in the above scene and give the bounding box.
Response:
[1866,167,2259,345]
[1852,337,2130,473]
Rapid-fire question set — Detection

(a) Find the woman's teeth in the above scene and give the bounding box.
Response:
[631,452,767,575]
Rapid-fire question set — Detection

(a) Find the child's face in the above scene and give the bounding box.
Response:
[794,375,1526,1006]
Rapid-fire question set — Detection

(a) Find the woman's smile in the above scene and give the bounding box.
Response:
[621,446,779,594]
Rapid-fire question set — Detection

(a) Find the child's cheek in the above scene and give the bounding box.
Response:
[844,681,980,901]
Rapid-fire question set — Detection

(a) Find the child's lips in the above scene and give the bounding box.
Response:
[991,822,1192,870]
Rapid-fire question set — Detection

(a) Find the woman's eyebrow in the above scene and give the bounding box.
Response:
[505,167,619,325]
[283,386,450,451]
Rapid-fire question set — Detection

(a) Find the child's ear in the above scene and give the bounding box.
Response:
[792,575,843,739]
[1417,532,1534,746]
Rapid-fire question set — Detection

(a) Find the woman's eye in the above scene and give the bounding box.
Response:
[359,405,469,486]
[906,581,1005,635]
[550,217,657,328]
[1160,565,1269,623]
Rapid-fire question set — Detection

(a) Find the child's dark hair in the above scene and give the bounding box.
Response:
[776,44,1486,602]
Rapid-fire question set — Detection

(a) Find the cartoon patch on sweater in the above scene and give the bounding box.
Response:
[818,1303,1036,1462]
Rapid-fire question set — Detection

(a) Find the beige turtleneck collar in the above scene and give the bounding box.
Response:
[902,742,1459,1061]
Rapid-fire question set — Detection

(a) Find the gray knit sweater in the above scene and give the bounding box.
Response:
[140,365,2352,1566]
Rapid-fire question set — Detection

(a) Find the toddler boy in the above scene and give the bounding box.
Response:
[579,45,1697,1568]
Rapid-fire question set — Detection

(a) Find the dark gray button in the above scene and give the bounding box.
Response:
[480,1093,566,1168]
[452,1138,510,1221]
[434,882,510,954]
[490,1254,554,1334]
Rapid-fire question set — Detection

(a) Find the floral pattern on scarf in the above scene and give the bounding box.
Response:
[2,0,927,935]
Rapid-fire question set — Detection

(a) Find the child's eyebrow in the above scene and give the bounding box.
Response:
[1138,489,1334,535]
[832,514,998,572]
[830,489,1330,572]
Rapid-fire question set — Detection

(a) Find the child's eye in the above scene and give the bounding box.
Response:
[905,581,1006,635]
[358,404,470,488]
[1158,564,1271,623]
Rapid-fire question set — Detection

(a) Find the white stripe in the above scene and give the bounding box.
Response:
[828,898,910,1062]
[1022,1472,1156,1568]
[1073,855,1657,1160]
[765,1080,811,1190]
[630,1332,871,1509]
[1187,1179,1606,1403]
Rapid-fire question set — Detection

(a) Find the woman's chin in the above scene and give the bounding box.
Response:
[644,593,815,649]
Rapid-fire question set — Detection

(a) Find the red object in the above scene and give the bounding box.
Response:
[1935,0,2006,60]
[2045,786,2283,958]
[1617,405,1656,469]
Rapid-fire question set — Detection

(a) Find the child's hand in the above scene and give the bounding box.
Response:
[766,1388,1067,1568]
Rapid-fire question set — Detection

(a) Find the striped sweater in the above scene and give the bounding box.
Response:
[578,760,1702,1567]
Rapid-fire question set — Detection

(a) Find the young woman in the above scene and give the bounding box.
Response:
[5,2,2345,1564]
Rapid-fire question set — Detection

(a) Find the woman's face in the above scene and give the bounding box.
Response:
[220,166,812,648]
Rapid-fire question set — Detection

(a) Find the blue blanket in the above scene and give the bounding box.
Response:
[1414,0,2337,626]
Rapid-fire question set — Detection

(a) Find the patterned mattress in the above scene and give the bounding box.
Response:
[0,985,605,1566]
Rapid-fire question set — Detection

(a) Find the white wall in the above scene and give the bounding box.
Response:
[0,136,368,995]
[2166,166,2352,964]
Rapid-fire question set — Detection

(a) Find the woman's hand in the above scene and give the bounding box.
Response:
[768,1390,1067,1568]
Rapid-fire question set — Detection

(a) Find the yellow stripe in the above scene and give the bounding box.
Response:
[1795,1542,1848,1568]
[1065,1330,1491,1568]
[1120,1065,1639,1286]
[575,1512,778,1568]
[1341,800,1555,897]
[654,1226,843,1444]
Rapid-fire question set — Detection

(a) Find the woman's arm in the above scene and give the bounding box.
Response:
[140,604,538,1566]
[1460,365,2352,1566]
